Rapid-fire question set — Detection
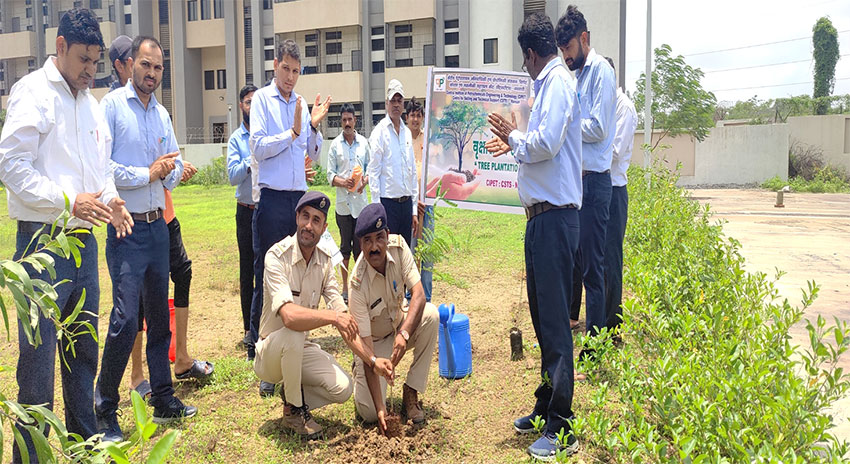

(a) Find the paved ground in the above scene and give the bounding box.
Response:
[691,189,850,443]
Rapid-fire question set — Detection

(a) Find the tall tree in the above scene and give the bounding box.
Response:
[812,16,840,115]
[634,44,717,149]
[434,101,488,172]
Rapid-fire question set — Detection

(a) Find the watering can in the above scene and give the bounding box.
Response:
[437,303,472,379]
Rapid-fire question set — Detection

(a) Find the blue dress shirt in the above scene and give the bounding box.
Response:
[227,122,254,204]
[101,79,182,214]
[576,48,617,173]
[248,80,322,192]
[508,57,582,209]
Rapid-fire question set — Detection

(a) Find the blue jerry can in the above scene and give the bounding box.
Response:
[437,303,472,379]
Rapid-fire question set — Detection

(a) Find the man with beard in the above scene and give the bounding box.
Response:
[0,9,132,462]
[349,203,439,432]
[228,84,259,350]
[557,6,617,374]
[326,103,370,303]
[96,36,197,442]
[247,39,332,387]
[253,192,394,440]
[485,12,582,460]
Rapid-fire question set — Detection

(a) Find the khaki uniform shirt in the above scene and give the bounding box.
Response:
[259,235,346,339]
[349,234,421,339]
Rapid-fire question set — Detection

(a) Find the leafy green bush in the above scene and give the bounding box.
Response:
[308,161,329,186]
[184,155,229,186]
[568,164,850,462]
[762,166,850,193]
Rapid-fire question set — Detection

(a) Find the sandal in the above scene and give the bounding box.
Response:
[130,379,152,401]
[175,359,214,380]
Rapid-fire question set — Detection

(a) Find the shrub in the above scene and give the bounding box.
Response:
[567,164,850,462]
[789,139,826,180]
[762,165,850,193]
[184,155,229,186]
[308,161,329,186]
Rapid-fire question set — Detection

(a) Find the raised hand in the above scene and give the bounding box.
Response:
[108,197,134,238]
[292,96,303,138]
[149,152,179,182]
[487,112,517,145]
[484,136,512,157]
[311,94,333,128]
[181,161,197,183]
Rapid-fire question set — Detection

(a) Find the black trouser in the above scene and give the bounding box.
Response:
[335,212,361,261]
[604,186,628,331]
[236,203,255,332]
[380,196,413,247]
[136,217,192,331]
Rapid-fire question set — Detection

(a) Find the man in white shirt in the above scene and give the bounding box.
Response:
[0,9,132,462]
[603,57,637,335]
[368,79,419,247]
[326,103,370,301]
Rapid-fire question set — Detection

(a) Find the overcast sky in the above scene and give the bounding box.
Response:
[623,0,850,105]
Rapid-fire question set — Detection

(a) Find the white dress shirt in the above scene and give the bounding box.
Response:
[0,57,118,229]
[327,132,370,218]
[611,88,637,187]
[368,116,418,216]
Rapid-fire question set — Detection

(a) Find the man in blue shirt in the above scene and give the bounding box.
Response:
[247,39,332,392]
[228,84,258,350]
[486,12,582,460]
[95,36,197,442]
[557,5,617,372]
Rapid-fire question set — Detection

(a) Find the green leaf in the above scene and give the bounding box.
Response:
[131,390,148,434]
[146,430,179,464]
[12,426,30,464]
[2,261,33,295]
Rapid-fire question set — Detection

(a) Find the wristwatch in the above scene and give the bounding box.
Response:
[369,355,377,368]
[399,329,410,342]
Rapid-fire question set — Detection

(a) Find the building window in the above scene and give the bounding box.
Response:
[74,0,82,7]
[445,31,459,45]
[124,0,131,5]
[325,30,341,40]
[395,36,412,49]
[264,70,274,83]
[264,37,273,46]
[445,19,459,29]
[217,69,226,89]
[302,66,317,75]
[187,0,198,21]
[305,45,317,57]
[371,26,383,36]
[26,0,31,4]
[305,33,317,43]
[263,0,272,9]
[372,113,384,126]
[214,0,223,18]
[372,102,385,111]
[109,5,114,21]
[243,10,252,42]
[326,42,342,55]
[26,8,32,18]
[246,73,253,85]
[90,0,101,9]
[264,49,274,60]
[484,38,498,64]
[97,62,104,73]
[372,61,384,74]
[201,0,211,20]
[395,58,413,67]
[204,70,215,90]
[326,63,342,73]
[212,123,227,143]
[446,55,459,67]
[125,13,132,24]
[395,24,412,34]
[371,38,384,51]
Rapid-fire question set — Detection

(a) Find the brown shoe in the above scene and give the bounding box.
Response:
[402,384,425,424]
[283,403,323,440]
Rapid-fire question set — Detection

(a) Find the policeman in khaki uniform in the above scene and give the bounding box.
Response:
[349,203,438,433]
[254,192,394,440]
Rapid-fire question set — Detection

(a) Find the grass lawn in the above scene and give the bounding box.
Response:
[0,185,611,463]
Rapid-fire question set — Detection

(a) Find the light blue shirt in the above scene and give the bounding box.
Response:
[327,132,370,217]
[576,48,617,173]
[508,57,582,209]
[101,79,182,214]
[249,80,322,192]
[367,116,418,216]
[227,122,254,204]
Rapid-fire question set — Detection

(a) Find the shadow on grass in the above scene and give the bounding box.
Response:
[259,415,353,451]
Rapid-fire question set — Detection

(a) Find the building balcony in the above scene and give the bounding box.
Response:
[274,0,361,34]
[384,0,435,23]
[386,66,428,101]
[296,70,363,105]
[186,18,225,48]
[0,31,37,60]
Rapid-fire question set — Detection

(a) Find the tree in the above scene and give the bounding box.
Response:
[812,17,840,115]
[433,101,488,173]
[634,44,717,149]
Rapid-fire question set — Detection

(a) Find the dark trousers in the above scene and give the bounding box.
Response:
[526,208,579,436]
[573,172,612,335]
[137,217,193,331]
[96,219,175,414]
[604,186,628,330]
[380,197,413,247]
[249,188,304,350]
[13,222,100,464]
[335,212,361,262]
[236,203,255,332]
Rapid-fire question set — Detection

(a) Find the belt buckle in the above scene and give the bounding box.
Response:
[145,210,158,223]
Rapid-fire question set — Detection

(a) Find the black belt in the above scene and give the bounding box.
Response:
[582,169,610,177]
[17,220,91,240]
[384,196,411,203]
[237,202,255,210]
[130,209,163,223]
[524,201,577,221]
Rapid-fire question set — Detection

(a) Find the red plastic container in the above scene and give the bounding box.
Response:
[143,298,177,363]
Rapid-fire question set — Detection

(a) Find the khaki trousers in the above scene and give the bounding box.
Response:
[254,326,353,409]
[353,303,439,422]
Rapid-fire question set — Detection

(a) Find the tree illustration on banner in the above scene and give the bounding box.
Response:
[434,101,488,177]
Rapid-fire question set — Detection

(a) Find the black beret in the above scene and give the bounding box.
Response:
[295,191,330,218]
[355,203,389,239]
